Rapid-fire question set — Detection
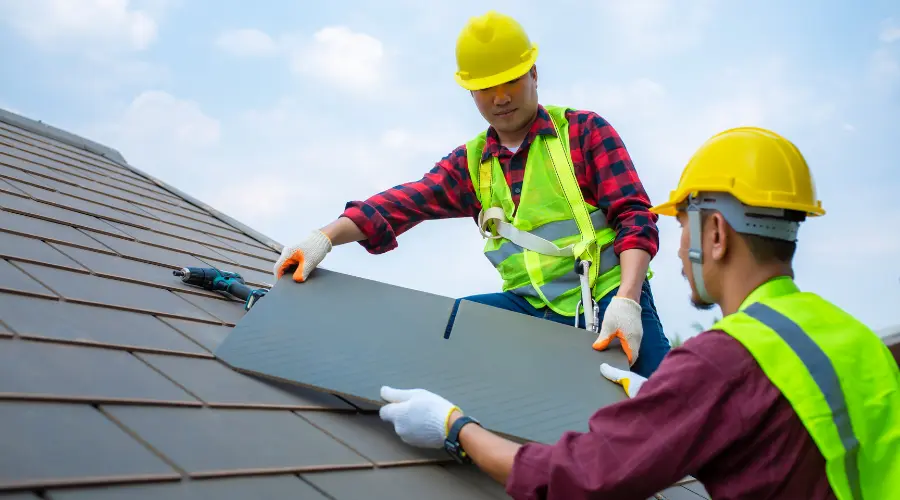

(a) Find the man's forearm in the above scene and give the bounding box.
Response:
[450,411,521,485]
[616,248,650,302]
[320,216,365,246]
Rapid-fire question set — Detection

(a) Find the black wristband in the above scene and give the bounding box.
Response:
[444,415,481,464]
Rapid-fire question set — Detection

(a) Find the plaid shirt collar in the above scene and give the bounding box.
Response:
[481,104,558,163]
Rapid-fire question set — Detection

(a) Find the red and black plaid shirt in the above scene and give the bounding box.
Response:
[341,105,659,258]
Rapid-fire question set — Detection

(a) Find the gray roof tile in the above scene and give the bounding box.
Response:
[0,231,86,270]
[0,338,199,404]
[102,406,371,476]
[135,352,353,409]
[303,466,509,499]
[0,190,131,238]
[0,258,57,297]
[0,292,210,356]
[0,401,179,490]
[156,316,232,352]
[45,242,227,299]
[80,230,212,269]
[11,262,222,322]
[170,291,248,326]
[44,475,328,500]
[298,411,449,465]
[0,209,113,252]
[0,162,55,190]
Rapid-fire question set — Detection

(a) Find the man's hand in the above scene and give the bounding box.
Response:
[593,296,643,365]
[273,230,332,282]
[600,362,647,398]
[378,386,460,448]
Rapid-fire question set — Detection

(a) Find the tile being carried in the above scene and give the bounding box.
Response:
[0,292,210,355]
[0,401,179,490]
[135,352,353,409]
[0,338,199,404]
[11,262,220,323]
[44,474,328,500]
[103,406,371,475]
[215,268,629,445]
[214,269,458,404]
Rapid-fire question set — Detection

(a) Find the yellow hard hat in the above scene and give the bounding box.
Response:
[650,126,825,217]
[454,11,539,91]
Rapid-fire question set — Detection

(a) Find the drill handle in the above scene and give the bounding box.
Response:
[225,280,253,301]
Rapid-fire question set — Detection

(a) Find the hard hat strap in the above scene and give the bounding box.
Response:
[686,201,715,304]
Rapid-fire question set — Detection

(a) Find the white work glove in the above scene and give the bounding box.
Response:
[378,386,460,448]
[592,296,643,366]
[600,362,647,398]
[273,230,332,282]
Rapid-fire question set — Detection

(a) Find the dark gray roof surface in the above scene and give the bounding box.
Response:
[0,108,710,499]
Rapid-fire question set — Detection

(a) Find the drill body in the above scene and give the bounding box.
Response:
[173,267,267,310]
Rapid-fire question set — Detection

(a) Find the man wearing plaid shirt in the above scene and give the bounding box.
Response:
[274,11,671,377]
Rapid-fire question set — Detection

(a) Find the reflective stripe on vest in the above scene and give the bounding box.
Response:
[743,301,862,500]
[508,243,618,303]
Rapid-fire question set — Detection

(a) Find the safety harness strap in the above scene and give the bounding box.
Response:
[478,207,576,257]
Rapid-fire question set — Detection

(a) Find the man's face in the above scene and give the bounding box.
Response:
[471,68,539,136]
[676,211,717,311]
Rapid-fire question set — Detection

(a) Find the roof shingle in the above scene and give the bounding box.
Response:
[0,107,710,499]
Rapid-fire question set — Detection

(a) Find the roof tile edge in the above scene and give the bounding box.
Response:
[0,107,284,254]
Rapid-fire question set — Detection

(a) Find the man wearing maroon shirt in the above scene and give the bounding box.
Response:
[273,11,671,378]
[376,127,900,499]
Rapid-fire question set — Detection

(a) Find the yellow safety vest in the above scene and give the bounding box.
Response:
[713,276,900,500]
[465,105,650,317]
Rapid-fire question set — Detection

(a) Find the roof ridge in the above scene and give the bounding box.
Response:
[0,107,285,254]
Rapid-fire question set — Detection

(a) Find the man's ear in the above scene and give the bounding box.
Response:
[706,211,729,262]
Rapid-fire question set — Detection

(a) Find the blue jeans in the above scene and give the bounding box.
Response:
[460,280,670,378]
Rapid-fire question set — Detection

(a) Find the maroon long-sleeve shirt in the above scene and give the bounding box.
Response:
[340,105,659,258]
[505,330,836,500]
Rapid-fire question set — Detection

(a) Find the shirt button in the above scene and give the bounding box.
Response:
[514,187,521,194]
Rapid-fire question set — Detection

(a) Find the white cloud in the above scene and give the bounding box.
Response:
[880,18,900,43]
[81,90,221,194]
[0,0,160,52]
[215,25,388,96]
[214,28,280,58]
[118,90,221,148]
[288,26,386,93]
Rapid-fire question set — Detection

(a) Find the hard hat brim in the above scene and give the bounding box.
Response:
[650,186,826,217]
[455,45,538,91]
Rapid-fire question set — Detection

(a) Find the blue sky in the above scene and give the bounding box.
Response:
[1,0,898,341]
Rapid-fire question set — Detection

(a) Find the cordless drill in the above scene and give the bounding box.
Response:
[173,267,268,311]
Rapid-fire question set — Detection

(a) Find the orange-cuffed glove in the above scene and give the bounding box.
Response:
[592,296,643,366]
[272,230,332,282]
